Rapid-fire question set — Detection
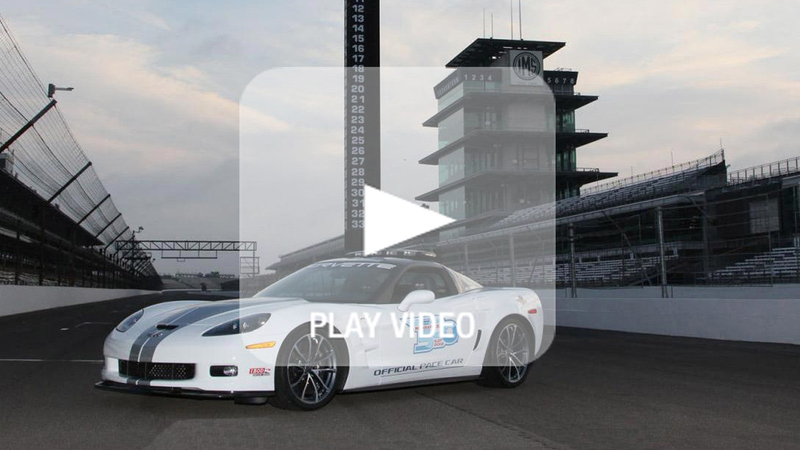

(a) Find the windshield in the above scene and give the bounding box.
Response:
[254,261,398,303]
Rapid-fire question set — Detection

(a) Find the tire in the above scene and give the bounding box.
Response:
[271,325,348,410]
[234,396,268,405]
[480,316,534,388]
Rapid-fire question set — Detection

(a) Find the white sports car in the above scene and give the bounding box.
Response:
[96,251,543,410]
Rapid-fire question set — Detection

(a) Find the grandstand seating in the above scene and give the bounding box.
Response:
[461,250,677,287]
[492,150,726,229]
[710,247,800,283]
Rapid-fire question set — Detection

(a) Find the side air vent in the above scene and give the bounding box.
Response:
[473,330,482,350]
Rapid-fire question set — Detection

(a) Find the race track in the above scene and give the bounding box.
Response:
[1,292,798,450]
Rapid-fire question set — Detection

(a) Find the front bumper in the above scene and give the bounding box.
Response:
[102,326,283,392]
[95,380,273,400]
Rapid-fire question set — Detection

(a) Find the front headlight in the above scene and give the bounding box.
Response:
[116,310,144,333]
[202,313,271,337]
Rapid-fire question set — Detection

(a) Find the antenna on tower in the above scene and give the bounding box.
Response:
[510,0,514,39]
[491,13,494,38]
[519,0,523,39]
[483,8,486,38]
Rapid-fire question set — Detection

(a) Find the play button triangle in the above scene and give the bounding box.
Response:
[364,185,455,255]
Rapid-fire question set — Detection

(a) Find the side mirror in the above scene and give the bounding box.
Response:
[398,290,435,312]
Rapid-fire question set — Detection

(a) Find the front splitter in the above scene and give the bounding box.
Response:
[94,380,273,401]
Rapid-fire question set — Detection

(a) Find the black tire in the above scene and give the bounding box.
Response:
[234,396,269,405]
[271,324,348,410]
[479,316,534,388]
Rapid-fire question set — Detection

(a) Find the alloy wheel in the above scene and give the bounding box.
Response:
[286,333,338,405]
[495,323,530,383]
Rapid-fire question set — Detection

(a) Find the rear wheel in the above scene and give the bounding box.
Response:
[272,326,346,410]
[480,317,532,388]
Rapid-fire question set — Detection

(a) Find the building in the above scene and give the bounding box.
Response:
[415,38,615,240]
[433,150,800,290]
[266,37,800,291]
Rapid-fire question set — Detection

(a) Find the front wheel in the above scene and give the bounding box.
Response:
[480,317,533,388]
[272,326,347,410]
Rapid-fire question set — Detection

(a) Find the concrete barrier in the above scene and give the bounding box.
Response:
[556,286,800,345]
[0,285,156,318]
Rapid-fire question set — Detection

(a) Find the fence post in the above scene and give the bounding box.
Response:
[39,206,45,286]
[509,233,516,287]
[702,199,710,284]
[14,219,22,285]
[569,223,577,298]
[768,229,774,285]
[793,233,800,282]
[463,243,470,276]
[656,207,669,298]
[56,240,62,286]
[69,230,76,286]
[113,254,118,288]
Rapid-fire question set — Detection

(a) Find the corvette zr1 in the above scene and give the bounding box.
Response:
[96,253,544,410]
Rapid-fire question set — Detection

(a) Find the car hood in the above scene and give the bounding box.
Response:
[147,297,308,326]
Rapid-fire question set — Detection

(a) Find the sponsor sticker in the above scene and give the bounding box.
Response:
[374,358,464,377]
[406,314,459,354]
[249,367,271,377]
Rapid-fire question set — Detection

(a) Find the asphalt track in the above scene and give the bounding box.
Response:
[0,292,798,450]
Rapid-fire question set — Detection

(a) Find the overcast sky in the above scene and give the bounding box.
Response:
[3,0,800,273]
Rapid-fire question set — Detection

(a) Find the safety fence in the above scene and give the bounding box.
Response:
[0,16,157,288]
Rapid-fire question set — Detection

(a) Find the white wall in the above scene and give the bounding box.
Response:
[556,286,800,345]
[0,286,156,318]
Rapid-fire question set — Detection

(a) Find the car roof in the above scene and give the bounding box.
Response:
[317,257,442,268]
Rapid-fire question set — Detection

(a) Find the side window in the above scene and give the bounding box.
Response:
[448,269,483,293]
[391,268,456,303]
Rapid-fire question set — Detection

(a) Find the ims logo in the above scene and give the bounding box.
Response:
[510,50,543,85]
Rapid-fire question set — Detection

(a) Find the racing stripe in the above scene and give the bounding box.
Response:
[123,299,284,384]
[127,327,154,366]
[127,307,195,363]
[125,305,212,385]
[126,326,156,386]
[125,307,195,385]
[135,301,244,363]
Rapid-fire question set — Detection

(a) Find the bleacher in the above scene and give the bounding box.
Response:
[711,247,800,283]
[492,150,726,230]
[0,249,63,286]
[460,247,678,287]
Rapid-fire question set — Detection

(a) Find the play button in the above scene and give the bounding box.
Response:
[364,185,455,255]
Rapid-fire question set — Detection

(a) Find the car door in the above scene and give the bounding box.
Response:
[372,266,479,385]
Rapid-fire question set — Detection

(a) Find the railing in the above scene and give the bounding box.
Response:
[728,156,800,185]
[582,149,725,196]
[465,124,554,134]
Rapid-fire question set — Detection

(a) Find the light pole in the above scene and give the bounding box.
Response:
[47,83,73,98]
[1,83,73,154]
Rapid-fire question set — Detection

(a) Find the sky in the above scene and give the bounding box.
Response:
[3,0,800,273]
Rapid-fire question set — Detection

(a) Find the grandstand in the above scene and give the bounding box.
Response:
[267,149,800,294]
[435,149,800,290]
[0,17,158,289]
[261,28,800,295]
[492,150,726,229]
[710,246,800,283]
